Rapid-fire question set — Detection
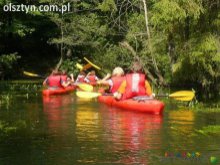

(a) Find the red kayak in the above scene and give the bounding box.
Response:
[98,96,165,115]
[42,86,75,96]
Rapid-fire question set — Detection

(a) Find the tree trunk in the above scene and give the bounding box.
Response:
[142,0,165,85]
[55,12,64,71]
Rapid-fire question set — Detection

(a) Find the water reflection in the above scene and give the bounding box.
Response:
[42,94,76,135]
[76,107,100,140]
[99,106,163,164]
[167,109,195,150]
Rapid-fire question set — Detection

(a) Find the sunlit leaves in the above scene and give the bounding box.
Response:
[151,0,186,30]
[151,0,203,31]
[98,0,117,12]
[173,34,220,89]
[0,53,20,69]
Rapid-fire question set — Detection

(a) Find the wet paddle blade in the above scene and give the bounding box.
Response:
[76,91,101,98]
[169,91,195,101]
[171,96,195,101]
[77,83,93,92]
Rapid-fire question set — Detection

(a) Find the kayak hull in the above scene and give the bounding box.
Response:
[98,96,165,115]
[42,86,75,96]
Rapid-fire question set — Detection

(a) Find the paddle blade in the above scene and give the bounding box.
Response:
[171,96,195,101]
[169,91,195,101]
[76,63,83,70]
[76,91,101,98]
[23,71,41,77]
[77,83,93,92]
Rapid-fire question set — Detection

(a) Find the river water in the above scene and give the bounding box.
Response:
[0,82,220,165]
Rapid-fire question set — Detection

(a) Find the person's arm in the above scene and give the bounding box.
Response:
[70,73,74,83]
[84,77,89,83]
[95,76,99,81]
[43,78,48,86]
[75,75,80,83]
[113,80,126,100]
[84,73,90,83]
[97,79,111,86]
[102,73,111,81]
[61,79,70,88]
[97,73,111,85]
[145,80,153,96]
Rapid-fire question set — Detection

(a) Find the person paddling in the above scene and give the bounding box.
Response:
[85,70,99,85]
[75,71,86,83]
[98,67,125,93]
[43,70,63,89]
[113,60,154,100]
[60,70,74,87]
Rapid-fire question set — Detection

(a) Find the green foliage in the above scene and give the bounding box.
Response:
[8,20,35,37]
[0,120,27,137]
[98,0,117,12]
[59,58,81,77]
[151,0,203,31]
[126,13,146,50]
[196,125,220,135]
[173,34,220,91]
[94,45,133,75]
[0,53,20,69]
[0,53,20,79]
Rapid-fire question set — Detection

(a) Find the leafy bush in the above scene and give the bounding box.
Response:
[0,53,21,79]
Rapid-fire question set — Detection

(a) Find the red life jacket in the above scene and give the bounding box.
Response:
[77,75,85,83]
[87,75,96,83]
[122,73,146,100]
[60,74,68,82]
[47,75,62,88]
[110,76,125,93]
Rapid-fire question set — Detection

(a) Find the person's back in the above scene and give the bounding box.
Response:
[114,61,153,100]
[122,73,146,99]
[85,70,99,84]
[110,76,125,93]
[108,67,125,93]
[44,70,62,89]
[60,70,68,82]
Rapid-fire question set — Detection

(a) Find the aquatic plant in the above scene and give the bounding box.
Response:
[196,125,220,135]
[0,120,27,136]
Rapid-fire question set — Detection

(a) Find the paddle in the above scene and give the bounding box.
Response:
[75,57,101,71]
[76,63,83,71]
[76,58,107,75]
[23,71,93,92]
[76,91,101,99]
[23,71,44,78]
[75,83,93,92]
[76,90,195,101]
[167,90,195,101]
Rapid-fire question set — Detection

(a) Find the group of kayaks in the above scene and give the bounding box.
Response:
[42,57,164,115]
[42,84,165,115]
